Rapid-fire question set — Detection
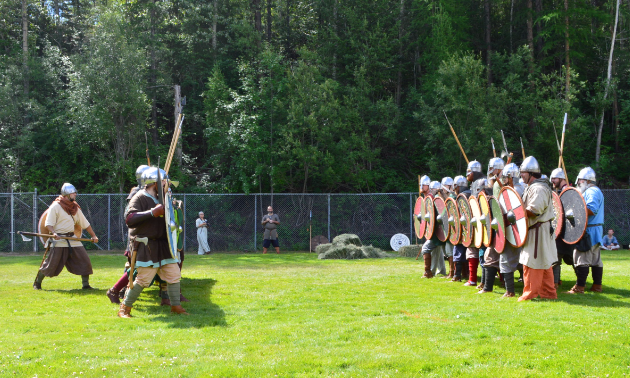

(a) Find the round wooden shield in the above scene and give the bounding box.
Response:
[469,195,483,248]
[457,194,473,247]
[560,187,588,245]
[390,233,411,251]
[413,196,426,239]
[478,192,493,247]
[434,197,449,242]
[311,235,329,252]
[489,197,506,253]
[498,186,529,248]
[551,191,564,240]
[446,197,461,245]
[424,196,436,240]
[492,181,502,199]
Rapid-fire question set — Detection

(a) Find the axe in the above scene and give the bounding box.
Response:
[128,236,149,290]
[18,231,95,243]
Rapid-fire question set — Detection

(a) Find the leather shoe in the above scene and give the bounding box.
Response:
[180,293,190,303]
[106,288,121,304]
[171,305,189,315]
[82,285,94,290]
[160,297,171,306]
[589,284,603,293]
[463,281,476,286]
[33,281,42,290]
[566,285,585,294]
[502,292,515,298]
[118,304,132,318]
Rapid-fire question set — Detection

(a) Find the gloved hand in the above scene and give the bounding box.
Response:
[151,204,165,217]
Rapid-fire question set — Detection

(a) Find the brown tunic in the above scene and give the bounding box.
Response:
[127,190,177,268]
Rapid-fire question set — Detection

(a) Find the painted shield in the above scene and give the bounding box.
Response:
[498,186,529,248]
[489,197,506,253]
[424,196,436,240]
[560,187,588,245]
[164,192,180,260]
[446,197,461,245]
[390,233,410,251]
[413,196,426,239]
[469,195,483,248]
[492,181,502,199]
[175,205,184,252]
[478,192,493,247]
[551,191,564,240]
[457,194,473,247]
[434,197,449,242]
[38,208,82,246]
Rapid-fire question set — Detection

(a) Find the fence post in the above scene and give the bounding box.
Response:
[107,194,111,250]
[33,189,37,252]
[409,193,413,239]
[327,193,331,242]
[254,194,257,250]
[183,194,187,252]
[10,188,14,252]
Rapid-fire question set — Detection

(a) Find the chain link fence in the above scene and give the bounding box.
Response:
[1,190,628,253]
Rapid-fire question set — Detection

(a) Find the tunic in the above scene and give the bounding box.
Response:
[127,190,178,268]
[499,244,521,273]
[519,180,557,270]
[196,218,211,255]
[574,185,605,267]
[262,214,280,240]
[45,202,90,248]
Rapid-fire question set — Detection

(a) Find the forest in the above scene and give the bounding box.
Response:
[0,0,628,194]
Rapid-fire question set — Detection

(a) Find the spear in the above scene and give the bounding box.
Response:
[558,113,569,183]
[491,138,496,158]
[145,132,151,165]
[520,137,526,159]
[444,111,469,164]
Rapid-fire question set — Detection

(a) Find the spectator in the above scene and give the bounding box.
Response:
[602,229,620,250]
[262,206,280,254]
[196,211,211,255]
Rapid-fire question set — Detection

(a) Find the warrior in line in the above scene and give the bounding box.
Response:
[496,163,523,297]
[549,167,575,290]
[33,183,99,290]
[439,176,455,279]
[419,176,445,278]
[450,175,470,282]
[118,167,189,317]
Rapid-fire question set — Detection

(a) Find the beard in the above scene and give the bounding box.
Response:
[578,181,593,194]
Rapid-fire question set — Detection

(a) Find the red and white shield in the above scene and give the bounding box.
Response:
[498,186,529,248]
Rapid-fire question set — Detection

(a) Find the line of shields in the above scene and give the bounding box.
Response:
[413,186,588,252]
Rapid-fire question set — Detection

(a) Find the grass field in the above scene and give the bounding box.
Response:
[2,251,630,377]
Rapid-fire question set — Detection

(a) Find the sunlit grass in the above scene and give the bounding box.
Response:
[1,250,629,377]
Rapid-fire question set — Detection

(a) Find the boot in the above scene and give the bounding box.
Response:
[34,272,44,290]
[118,304,133,318]
[171,305,189,315]
[180,293,190,302]
[502,292,515,298]
[589,284,603,293]
[446,257,454,279]
[566,285,585,294]
[422,253,433,278]
[106,288,121,304]
[33,280,42,290]
[119,289,126,299]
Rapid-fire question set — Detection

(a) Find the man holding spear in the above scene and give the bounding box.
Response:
[33,183,99,290]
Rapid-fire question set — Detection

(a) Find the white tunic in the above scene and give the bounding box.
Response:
[196,218,211,255]
[519,181,557,269]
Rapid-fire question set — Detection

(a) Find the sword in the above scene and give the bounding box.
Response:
[491,138,496,158]
[444,111,469,164]
[128,236,149,290]
[500,130,509,155]
[520,137,526,159]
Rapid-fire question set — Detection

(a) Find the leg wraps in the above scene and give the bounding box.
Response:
[454,260,463,278]
[123,283,144,307]
[503,272,515,293]
[575,266,590,287]
[552,265,561,284]
[167,282,181,307]
[468,258,479,283]
[112,273,129,292]
[480,266,486,288]
[484,267,498,292]
[81,275,90,287]
[591,266,603,285]
[35,272,45,284]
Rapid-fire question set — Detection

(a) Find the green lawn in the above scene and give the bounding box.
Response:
[2,251,630,377]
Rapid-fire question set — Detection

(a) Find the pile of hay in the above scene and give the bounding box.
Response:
[317,233,396,260]
[398,244,422,258]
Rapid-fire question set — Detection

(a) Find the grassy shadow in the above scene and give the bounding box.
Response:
[147,277,227,329]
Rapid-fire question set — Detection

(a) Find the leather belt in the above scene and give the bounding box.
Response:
[528,220,551,259]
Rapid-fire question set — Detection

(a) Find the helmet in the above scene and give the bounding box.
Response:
[541,174,548,179]
[441,177,454,187]
[576,167,596,183]
[141,167,169,187]
[488,157,505,172]
[502,163,520,178]
[466,160,482,174]
[135,165,150,186]
[550,168,565,180]
[61,183,77,196]
[454,175,468,187]
[474,178,488,191]
[429,181,441,190]
[419,175,431,186]
[520,156,540,173]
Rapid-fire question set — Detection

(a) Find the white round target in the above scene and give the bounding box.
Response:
[390,233,410,251]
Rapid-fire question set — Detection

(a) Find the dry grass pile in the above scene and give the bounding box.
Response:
[398,244,421,257]
[317,233,396,260]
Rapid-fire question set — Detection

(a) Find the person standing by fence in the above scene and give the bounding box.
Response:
[262,206,280,254]
[196,211,211,255]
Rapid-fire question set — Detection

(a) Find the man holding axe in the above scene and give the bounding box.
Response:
[118,167,189,318]
[32,183,99,290]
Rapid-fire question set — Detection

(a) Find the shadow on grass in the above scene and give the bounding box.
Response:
[146,277,227,329]
[554,284,630,307]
